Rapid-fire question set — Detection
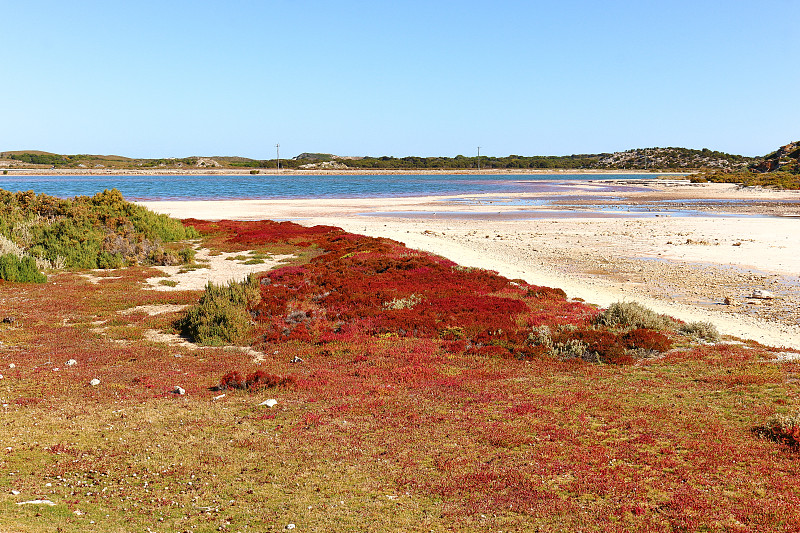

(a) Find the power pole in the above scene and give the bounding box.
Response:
[477,146,481,172]
[276,143,281,170]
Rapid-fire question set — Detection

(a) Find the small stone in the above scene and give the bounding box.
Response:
[213,394,226,401]
[285,525,296,530]
[89,378,101,386]
[260,399,278,408]
[751,289,775,299]
[11,490,20,495]
[173,386,186,395]
[8,363,15,369]
[66,359,77,366]
[290,356,304,363]
[723,296,737,306]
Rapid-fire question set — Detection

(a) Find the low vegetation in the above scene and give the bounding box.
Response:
[2,211,799,531]
[690,170,800,190]
[0,188,198,281]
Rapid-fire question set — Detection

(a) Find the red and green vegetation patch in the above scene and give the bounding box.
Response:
[2,218,800,531]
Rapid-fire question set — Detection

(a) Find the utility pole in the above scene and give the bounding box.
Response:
[477,146,481,172]
[276,143,281,170]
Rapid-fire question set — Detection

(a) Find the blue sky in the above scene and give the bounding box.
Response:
[3,0,798,158]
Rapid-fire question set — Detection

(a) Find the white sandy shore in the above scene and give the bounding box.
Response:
[139,180,800,349]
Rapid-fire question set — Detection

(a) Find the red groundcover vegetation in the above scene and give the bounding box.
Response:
[188,219,651,363]
[176,219,800,531]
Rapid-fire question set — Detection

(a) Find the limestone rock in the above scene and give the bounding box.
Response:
[751,289,775,299]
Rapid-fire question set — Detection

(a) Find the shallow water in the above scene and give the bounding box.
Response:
[0,173,658,201]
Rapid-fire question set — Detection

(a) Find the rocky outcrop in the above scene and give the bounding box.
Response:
[752,141,800,173]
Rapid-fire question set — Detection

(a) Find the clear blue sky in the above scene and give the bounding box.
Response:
[3,0,798,158]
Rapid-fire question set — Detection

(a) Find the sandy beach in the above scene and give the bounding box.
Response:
[140,179,800,349]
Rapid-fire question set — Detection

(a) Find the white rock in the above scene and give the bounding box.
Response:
[752,289,775,299]
[89,378,101,386]
[285,525,296,531]
[66,359,77,366]
[173,386,186,395]
[8,363,15,369]
[260,399,278,408]
[16,499,56,506]
[11,490,20,495]
[213,394,226,401]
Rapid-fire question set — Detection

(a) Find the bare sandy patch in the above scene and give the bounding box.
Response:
[143,329,198,349]
[119,304,189,316]
[144,248,294,291]
[142,330,268,363]
[79,272,123,284]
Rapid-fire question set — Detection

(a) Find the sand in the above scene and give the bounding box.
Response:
[139,180,800,349]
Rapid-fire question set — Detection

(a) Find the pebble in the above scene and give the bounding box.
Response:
[285,525,296,530]
[260,399,278,408]
[173,386,186,395]
[8,363,15,369]
[89,378,101,386]
[66,359,77,366]
[213,394,226,401]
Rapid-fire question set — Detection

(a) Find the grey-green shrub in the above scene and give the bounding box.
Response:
[594,301,675,330]
[678,321,721,342]
[177,275,261,346]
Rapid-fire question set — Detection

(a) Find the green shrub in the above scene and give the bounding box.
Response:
[0,254,46,283]
[177,275,261,346]
[177,248,196,264]
[594,301,675,330]
[0,187,198,272]
[97,251,126,269]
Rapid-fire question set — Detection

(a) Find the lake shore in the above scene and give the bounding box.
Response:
[140,179,800,349]
[3,167,685,176]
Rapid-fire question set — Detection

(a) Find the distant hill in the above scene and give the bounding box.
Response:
[0,146,764,172]
[688,140,800,189]
[595,147,754,171]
